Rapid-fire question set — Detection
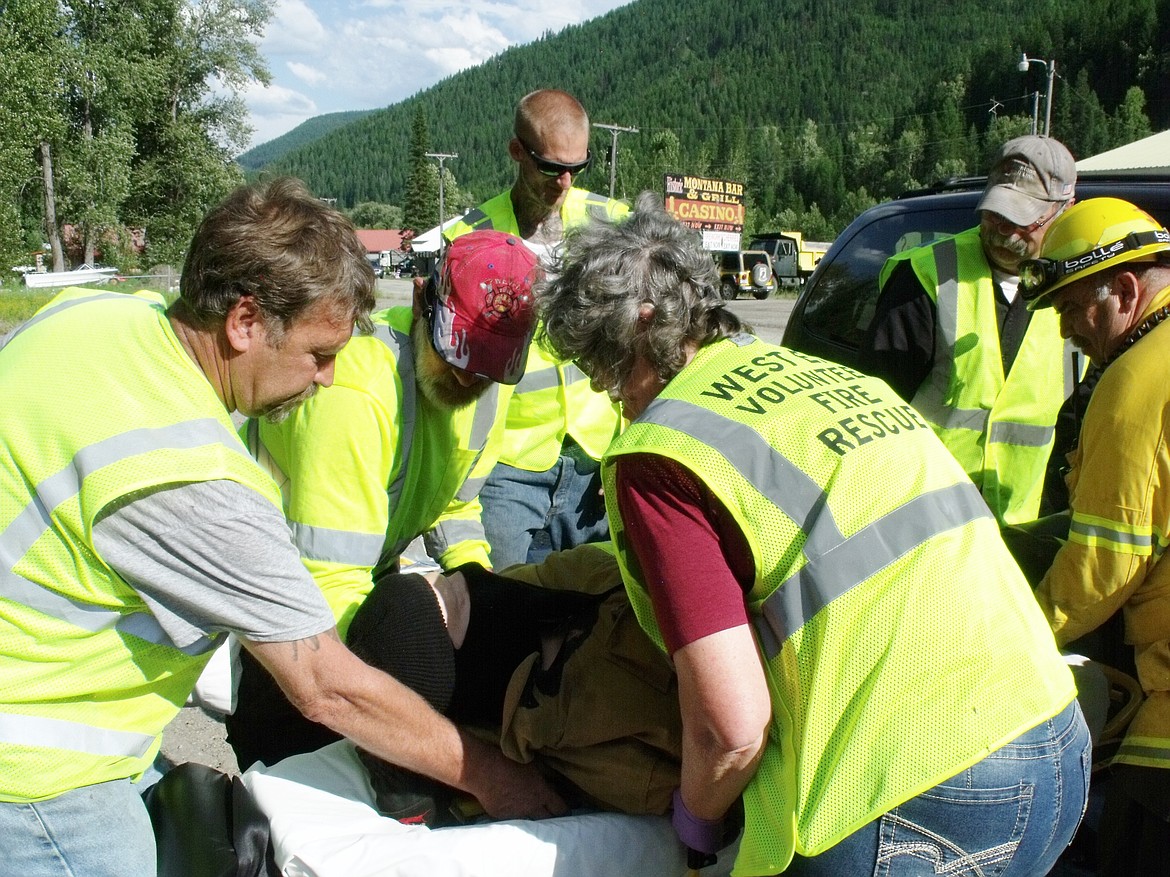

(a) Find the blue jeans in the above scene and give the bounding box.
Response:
[0,778,157,877]
[480,443,610,568]
[788,699,1091,876]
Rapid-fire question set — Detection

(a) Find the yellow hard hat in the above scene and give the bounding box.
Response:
[1019,197,1170,310]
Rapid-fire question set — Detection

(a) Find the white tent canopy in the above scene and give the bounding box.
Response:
[1076,129,1170,175]
[410,217,463,253]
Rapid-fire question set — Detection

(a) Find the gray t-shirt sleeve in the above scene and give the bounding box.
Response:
[93,479,335,649]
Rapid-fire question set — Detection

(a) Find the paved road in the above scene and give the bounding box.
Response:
[375,276,795,345]
[161,282,796,774]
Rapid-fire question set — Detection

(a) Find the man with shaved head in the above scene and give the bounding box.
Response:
[445,90,628,569]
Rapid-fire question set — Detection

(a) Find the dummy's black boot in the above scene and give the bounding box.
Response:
[355,751,458,827]
[446,563,610,727]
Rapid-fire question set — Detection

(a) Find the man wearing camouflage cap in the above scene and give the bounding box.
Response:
[860,135,1079,525]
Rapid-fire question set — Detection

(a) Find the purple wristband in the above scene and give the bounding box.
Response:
[671,788,724,855]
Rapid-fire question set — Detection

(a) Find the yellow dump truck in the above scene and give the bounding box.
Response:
[747,231,830,288]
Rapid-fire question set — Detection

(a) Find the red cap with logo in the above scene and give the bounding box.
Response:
[428,230,540,385]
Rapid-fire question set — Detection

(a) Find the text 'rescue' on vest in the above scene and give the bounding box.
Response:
[602,334,1076,874]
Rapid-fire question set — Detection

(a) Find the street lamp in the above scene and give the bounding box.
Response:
[1018,54,1056,137]
[425,152,458,251]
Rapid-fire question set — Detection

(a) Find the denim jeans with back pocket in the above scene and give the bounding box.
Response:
[787,699,1092,877]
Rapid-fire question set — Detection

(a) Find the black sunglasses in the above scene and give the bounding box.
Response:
[518,139,592,178]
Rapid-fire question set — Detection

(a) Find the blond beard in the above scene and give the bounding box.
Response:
[412,315,491,409]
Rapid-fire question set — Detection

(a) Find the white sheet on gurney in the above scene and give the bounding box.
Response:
[243,740,735,877]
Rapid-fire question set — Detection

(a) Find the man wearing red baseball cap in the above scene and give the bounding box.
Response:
[224,230,582,811]
[423,228,539,396]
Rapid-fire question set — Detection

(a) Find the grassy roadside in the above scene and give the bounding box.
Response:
[0,286,55,335]
[1,278,176,335]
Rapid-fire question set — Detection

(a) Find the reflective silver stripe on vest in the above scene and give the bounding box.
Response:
[514,363,561,394]
[636,397,843,548]
[0,711,156,759]
[1063,341,1080,398]
[460,208,492,230]
[919,403,989,432]
[562,364,590,386]
[424,518,488,560]
[454,382,501,503]
[988,420,1055,448]
[913,238,978,430]
[633,397,991,660]
[288,522,385,566]
[373,323,417,518]
[1116,740,1170,764]
[511,353,592,395]
[0,418,243,655]
[1070,518,1153,550]
[755,482,990,659]
[3,292,162,348]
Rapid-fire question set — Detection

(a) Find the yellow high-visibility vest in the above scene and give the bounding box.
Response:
[879,227,1072,524]
[604,335,1076,873]
[0,288,282,801]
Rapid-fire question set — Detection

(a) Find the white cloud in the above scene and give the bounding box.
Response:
[287,61,327,86]
[242,0,635,148]
[243,79,316,114]
[263,0,329,54]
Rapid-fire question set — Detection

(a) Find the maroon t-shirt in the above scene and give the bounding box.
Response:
[615,453,755,655]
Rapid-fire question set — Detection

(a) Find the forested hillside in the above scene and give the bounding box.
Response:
[236,110,375,171]
[258,0,1170,238]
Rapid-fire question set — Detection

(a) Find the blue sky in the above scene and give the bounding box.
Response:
[242,0,637,148]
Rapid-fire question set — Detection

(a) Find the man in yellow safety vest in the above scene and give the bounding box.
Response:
[445,89,628,568]
[859,136,1079,525]
[0,180,565,877]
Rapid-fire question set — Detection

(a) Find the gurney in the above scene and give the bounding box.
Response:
[179,546,733,875]
[241,740,736,877]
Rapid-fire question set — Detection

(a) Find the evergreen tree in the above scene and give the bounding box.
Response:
[1111,86,1152,146]
[924,76,973,180]
[1061,69,1112,159]
[403,107,436,234]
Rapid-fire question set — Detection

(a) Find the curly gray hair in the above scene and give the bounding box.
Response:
[538,192,747,397]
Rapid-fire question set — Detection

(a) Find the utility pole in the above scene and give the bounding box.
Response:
[425,152,458,249]
[1018,55,1056,137]
[592,123,639,199]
